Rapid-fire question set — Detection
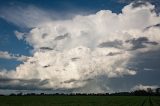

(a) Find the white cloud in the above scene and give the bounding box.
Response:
[132,84,158,91]
[0,51,28,62]
[0,2,160,92]
[14,31,25,40]
[0,47,136,90]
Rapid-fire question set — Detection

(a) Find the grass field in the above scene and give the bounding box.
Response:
[0,96,160,106]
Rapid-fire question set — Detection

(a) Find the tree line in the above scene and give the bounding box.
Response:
[0,88,160,96]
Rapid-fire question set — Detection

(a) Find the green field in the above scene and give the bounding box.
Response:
[0,96,160,106]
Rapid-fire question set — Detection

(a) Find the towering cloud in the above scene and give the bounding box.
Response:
[0,2,160,93]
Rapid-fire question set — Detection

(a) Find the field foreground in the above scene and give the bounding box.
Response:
[0,96,160,106]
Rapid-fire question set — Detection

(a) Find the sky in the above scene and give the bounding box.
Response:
[0,0,160,94]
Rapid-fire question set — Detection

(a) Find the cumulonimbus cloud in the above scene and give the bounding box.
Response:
[0,2,160,93]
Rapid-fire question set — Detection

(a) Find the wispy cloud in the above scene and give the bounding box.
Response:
[0,5,53,28]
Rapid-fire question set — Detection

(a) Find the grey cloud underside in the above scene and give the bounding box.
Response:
[106,52,123,56]
[54,33,69,41]
[132,1,149,8]
[117,0,160,13]
[43,65,51,68]
[0,78,94,91]
[63,78,92,84]
[128,49,160,71]
[109,50,160,92]
[40,47,53,50]
[72,76,112,93]
[0,78,49,90]
[144,23,160,30]
[99,37,158,50]
[36,33,70,50]
[71,57,80,61]
[98,40,123,49]
[126,37,158,50]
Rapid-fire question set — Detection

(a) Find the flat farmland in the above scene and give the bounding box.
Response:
[0,96,160,106]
